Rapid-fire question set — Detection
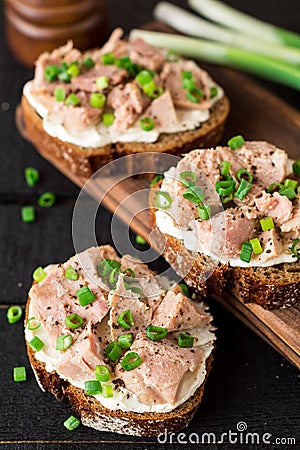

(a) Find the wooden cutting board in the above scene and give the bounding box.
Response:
[17,24,300,369]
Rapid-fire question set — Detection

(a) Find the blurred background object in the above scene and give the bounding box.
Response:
[4,0,108,67]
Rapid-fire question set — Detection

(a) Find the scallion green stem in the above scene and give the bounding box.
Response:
[130,29,300,91]
[188,0,300,49]
[154,2,300,66]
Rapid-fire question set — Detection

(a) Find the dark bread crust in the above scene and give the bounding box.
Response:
[21,94,230,178]
[149,196,300,309]
[25,296,214,436]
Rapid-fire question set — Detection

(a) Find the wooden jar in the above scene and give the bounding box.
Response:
[4,0,108,67]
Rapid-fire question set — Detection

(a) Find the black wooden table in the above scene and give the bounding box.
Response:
[0,1,299,449]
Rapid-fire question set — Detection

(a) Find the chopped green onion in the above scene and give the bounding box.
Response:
[90,92,106,109]
[33,266,46,283]
[142,81,163,98]
[237,168,253,183]
[240,242,253,263]
[76,285,96,307]
[215,180,235,197]
[186,87,203,103]
[105,342,122,362]
[64,415,81,431]
[54,87,66,102]
[291,238,300,258]
[96,76,109,90]
[228,135,245,149]
[108,267,120,288]
[182,70,193,79]
[84,380,102,395]
[179,171,197,188]
[65,266,78,281]
[97,259,120,277]
[21,206,35,223]
[67,62,81,78]
[178,333,194,348]
[102,384,113,398]
[65,93,80,106]
[65,314,83,329]
[284,178,298,191]
[235,179,252,200]
[103,113,115,126]
[101,52,115,65]
[95,365,110,382]
[58,71,71,83]
[210,86,218,98]
[117,310,133,330]
[183,186,205,204]
[150,174,164,187]
[135,70,154,86]
[135,235,146,245]
[38,192,56,208]
[29,336,44,352]
[279,187,297,200]
[146,325,168,341]
[267,182,283,193]
[7,306,22,324]
[179,282,190,297]
[155,191,172,209]
[219,161,231,176]
[13,366,26,382]
[83,57,95,69]
[118,333,133,349]
[45,65,59,82]
[140,117,155,131]
[120,351,142,371]
[115,56,141,76]
[197,204,211,220]
[27,317,41,330]
[24,167,39,187]
[250,237,263,255]
[56,334,73,351]
[221,193,234,204]
[182,77,196,90]
[292,160,300,178]
[122,268,136,278]
[167,49,179,62]
[260,217,275,231]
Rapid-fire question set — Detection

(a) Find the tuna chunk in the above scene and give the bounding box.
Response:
[120,255,165,309]
[115,332,204,405]
[99,28,128,59]
[280,196,300,236]
[152,290,210,331]
[143,90,178,130]
[108,82,150,132]
[56,327,106,381]
[236,141,287,186]
[28,248,109,345]
[71,65,128,92]
[129,38,165,71]
[255,191,293,226]
[161,61,210,110]
[255,229,283,263]
[109,278,152,340]
[51,102,102,132]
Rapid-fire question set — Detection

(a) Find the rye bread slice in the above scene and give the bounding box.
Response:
[149,192,300,310]
[25,295,214,436]
[21,94,229,178]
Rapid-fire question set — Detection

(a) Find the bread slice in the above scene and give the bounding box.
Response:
[25,247,215,436]
[21,94,230,178]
